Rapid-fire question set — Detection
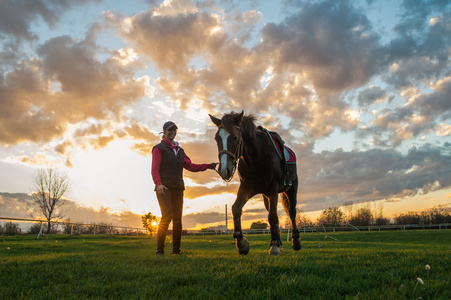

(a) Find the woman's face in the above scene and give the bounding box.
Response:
[164,127,177,142]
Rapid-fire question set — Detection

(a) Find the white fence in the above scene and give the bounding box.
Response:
[0,217,148,238]
[1,217,450,238]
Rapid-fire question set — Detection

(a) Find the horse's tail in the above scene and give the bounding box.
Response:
[281,192,291,216]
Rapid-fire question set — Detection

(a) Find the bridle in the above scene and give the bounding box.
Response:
[216,125,243,182]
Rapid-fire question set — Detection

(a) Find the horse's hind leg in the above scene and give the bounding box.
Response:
[283,178,301,250]
[266,192,282,255]
[232,185,251,255]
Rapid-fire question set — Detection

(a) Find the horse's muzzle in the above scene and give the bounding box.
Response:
[218,167,233,181]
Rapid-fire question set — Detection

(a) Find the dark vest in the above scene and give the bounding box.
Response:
[154,141,185,189]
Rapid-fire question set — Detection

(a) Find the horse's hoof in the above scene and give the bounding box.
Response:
[236,238,249,255]
[292,238,301,251]
[269,241,281,255]
[239,248,249,255]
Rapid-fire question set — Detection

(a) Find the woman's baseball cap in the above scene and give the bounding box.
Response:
[160,121,178,134]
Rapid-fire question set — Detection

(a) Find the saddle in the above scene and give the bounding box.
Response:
[258,126,297,187]
[258,126,296,164]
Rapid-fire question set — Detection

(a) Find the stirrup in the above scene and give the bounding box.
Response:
[284,179,292,187]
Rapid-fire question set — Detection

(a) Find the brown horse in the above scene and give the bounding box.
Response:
[209,111,301,255]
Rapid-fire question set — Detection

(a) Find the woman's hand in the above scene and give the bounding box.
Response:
[156,184,168,195]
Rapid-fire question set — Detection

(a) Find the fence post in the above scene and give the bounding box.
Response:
[71,223,74,235]
[37,221,43,239]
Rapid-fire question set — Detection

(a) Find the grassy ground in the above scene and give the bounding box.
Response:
[0,230,449,299]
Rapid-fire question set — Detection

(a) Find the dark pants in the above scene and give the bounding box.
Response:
[156,188,184,254]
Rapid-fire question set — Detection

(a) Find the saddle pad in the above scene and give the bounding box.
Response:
[284,146,297,164]
[263,128,297,164]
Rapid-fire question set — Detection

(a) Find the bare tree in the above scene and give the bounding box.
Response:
[31,168,71,234]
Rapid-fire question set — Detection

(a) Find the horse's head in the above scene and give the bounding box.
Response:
[209,111,244,181]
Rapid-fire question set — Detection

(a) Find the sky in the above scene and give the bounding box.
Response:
[1,0,450,230]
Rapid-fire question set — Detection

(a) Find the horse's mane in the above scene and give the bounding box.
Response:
[222,111,257,141]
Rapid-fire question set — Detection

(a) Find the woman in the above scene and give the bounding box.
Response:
[151,121,217,255]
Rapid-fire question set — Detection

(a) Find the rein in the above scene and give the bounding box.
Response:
[217,126,243,182]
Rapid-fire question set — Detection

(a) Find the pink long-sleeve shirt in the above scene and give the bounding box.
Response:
[151,138,211,187]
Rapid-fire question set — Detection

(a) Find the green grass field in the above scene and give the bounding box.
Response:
[1,230,450,299]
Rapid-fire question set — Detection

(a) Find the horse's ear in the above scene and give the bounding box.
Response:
[235,110,244,125]
[209,114,222,127]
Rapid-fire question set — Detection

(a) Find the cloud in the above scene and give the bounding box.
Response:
[0,0,61,42]
[386,7,451,90]
[74,123,106,138]
[123,122,160,156]
[359,74,451,147]
[249,0,388,138]
[182,206,279,229]
[227,9,263,43]
[358,85,390,107]
[116,7,220,74]
[184,211,223,225]
[0,25,146,148]
[124,122,158,141]
[106,0,387,141]
[55,140,74,155]
[370,109,434,147]
[2,0,449,148]
[436,124,451,137]
[110,2,271,113]
[261,0,383,95]
[0,193,35,218]
[0,0,102,67]
[298,144,451,212]
[185,185,238,199]
[394,0,451,35]
[385,199,400,203]
[406,76,451,119]
[153,0,198,17]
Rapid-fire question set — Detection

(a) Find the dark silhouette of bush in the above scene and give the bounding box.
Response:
[349,207,373,226]
[395,208,451,225]
[2,222,22,235]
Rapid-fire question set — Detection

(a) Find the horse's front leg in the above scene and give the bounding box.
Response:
[232,185,251,255]
[267,192,282,255]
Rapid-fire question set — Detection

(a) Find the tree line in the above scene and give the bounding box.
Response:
[250,203,451,230]
[297,204,451,228]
